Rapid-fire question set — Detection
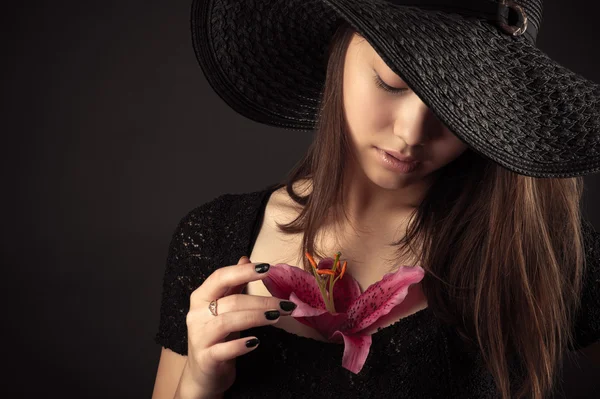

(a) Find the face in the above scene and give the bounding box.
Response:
[342,33,469,190]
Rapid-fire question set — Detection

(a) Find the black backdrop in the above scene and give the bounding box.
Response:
[2,0,599,398]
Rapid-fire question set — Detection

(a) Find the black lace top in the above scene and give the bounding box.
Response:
[154,182,600,398]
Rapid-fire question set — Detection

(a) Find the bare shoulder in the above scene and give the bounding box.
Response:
[273,178,312,204]
[265,178,312,226]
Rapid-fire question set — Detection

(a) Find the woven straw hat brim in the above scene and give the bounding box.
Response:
[191,0,600,178]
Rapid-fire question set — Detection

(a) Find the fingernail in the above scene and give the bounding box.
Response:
[265,310,280,320]
[279,301,297,312]
[255,263,270,273]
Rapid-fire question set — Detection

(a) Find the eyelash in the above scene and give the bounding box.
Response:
[373,74,407,95]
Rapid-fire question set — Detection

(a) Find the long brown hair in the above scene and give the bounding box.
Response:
[273,21,586,399]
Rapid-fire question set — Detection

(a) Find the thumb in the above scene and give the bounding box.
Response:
[238,255,251,265]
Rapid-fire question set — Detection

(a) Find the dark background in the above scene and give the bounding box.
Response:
[2,0,599,398]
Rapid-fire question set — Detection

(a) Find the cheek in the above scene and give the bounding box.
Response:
[344,81,387,136]
[432,135,469,167]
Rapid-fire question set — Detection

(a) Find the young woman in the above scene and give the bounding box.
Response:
[152,1,600,398]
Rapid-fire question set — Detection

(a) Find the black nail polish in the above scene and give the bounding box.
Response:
[255,263,270,273]
[279,301,297,312]
[264,310,280,320]
[245,338,260,348]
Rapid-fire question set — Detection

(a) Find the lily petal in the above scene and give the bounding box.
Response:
[343,265,425,334]
[331,330,372,374]
[316,257,335,269]
[330,269,362,313]
[289,292,349,337]
[284,291,330,318]
[262,263,327,309]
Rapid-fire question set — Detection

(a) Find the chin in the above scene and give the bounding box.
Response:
[370,171,418,189]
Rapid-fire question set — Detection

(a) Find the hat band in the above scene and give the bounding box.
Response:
[388,0,537,45]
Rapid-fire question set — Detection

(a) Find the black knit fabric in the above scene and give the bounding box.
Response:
[154,182,600,398]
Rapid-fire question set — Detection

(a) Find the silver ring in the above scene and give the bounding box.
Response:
[209,299,218,316]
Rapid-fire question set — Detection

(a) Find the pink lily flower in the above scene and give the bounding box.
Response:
[261,251,425,374]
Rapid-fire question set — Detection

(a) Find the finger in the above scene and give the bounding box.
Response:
[202,335,260,366]
[194,308,282,349]
[192,261,271,303]
[227,256,252,295]
[192,293,294,320]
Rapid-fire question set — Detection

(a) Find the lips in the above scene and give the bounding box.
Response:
[379,148,419,163]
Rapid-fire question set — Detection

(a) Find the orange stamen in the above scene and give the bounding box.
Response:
[305,251,318,269]
[339,261,347,279]
[316,269,335,276]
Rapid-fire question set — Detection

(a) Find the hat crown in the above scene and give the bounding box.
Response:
[518,0,543,33]
[391,0,544,39]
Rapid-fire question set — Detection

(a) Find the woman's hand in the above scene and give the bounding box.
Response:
[179,256,297,397]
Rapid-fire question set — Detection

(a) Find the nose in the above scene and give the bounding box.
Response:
[393,92,438,147]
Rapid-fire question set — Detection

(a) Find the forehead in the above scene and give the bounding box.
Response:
[348,33,401,78]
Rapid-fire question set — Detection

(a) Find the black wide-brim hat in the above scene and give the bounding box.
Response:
[190,0,600,178]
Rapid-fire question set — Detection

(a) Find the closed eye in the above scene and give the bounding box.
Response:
[372,72,407,95]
